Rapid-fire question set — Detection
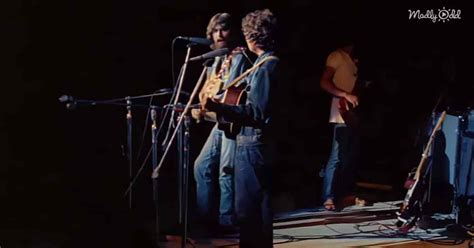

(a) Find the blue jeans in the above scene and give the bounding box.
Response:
[322,123,360,201]
[234,135,273,248]
[194,125,236,226]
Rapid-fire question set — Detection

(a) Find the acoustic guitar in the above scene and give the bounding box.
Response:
[217,83,248,139]
[212,55,278,139]
[198,55,278,139]
[192,76,222,123]
[193,47,245,124]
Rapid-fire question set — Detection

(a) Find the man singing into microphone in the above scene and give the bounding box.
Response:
[191,12,251,235]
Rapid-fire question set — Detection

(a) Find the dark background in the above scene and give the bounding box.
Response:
[1,0,469,247]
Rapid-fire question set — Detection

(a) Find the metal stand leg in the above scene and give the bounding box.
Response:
[176,110,191,248]
[182,115,191,248]
[151,107,160,247]
[150,63,209,248]
[455,114,468,224]
[126,97,133,210]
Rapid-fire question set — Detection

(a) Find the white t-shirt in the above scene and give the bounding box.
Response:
[326,49,358,123]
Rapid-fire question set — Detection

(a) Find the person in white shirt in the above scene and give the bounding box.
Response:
[320,38,361,211]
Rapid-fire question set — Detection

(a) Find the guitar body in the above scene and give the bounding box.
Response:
[203,55,278,139]
[199,77,222,105]
[338,79,372,129]
[194,76,223,123]
[217,83,247,139]
[339,97,360,128]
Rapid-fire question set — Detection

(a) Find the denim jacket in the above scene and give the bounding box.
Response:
[217,51,279,143]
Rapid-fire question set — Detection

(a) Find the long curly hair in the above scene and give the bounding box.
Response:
[241,9,277,51]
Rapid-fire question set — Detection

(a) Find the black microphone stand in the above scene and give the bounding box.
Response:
[61,86,201,248]
[152,63,209,248]
[162,43,194,150]
[175,104,192,248]
[151,106,161,247]
[59,91,174,210]
[126,97,133,209]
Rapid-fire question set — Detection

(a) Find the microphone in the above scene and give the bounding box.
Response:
[202,58,214,67]
[58,95,76,109]
[58,94,73,103]
[176,36,213,46]
[189,48,229,62]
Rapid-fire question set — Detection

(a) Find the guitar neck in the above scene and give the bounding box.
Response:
[222,56,278,91]
[414,111,447,179]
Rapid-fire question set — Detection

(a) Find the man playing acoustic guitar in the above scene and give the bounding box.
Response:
[191,12,251,235]
[204,9,279,247]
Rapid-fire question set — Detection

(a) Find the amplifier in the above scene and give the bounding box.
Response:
[467,110,474,134]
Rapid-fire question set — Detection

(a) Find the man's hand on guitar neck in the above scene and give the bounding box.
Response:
[192,105,218,123]
[203,97,223,113]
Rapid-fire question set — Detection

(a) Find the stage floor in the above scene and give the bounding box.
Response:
[160,201,471,248]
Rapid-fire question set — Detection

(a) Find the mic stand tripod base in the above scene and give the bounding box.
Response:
[163,235,197,247]
[416,214,455,230]
[443,223,471,239]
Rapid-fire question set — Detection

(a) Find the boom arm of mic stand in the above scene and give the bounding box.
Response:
[60,90,176,109]
[162,45,193,148]
[151,65,208,179]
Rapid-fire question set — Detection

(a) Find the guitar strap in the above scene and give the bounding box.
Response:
[216,47,247,83]
[222,55,279,91]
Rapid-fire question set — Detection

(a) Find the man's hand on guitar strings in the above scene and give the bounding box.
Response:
[343,93,359,109]
[191,109,202,121]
